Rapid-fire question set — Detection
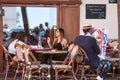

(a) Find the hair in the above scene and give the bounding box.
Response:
[33,26,39,34]
[10,32,18,38]
[45,22,48,26]
[15,32,26,42]
[83,28,91,34]
[58,28,64,37]
[39,24,43,28]
[27,35,38,45]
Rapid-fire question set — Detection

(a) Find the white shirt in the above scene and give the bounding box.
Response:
[8,39,25,55]
[84,31,105,59]
[84,32,91,36]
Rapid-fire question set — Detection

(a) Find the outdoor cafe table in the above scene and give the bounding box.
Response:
[105,57,120,78]
[36,50,68,79]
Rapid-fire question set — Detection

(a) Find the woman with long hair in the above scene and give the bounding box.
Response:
[7,32,26,65]
[47,28,68,50]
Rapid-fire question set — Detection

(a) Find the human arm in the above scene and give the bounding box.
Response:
[47,37,52,48]
[92,30,103,52]
[61,38,68,50]
[2,45,7,53]
[92,38,101,55]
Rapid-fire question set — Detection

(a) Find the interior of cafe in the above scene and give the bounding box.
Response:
[0,0,81,78]
[0,0,120,80]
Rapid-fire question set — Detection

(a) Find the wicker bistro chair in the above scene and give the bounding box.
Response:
[22,44,51,80]
[4,53,9,80]
[52,44,78,80]
[13,43,25,80]
[75,45,91,80]
[75,46,99,80]
[3,45,15,80]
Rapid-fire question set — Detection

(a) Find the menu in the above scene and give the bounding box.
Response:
[86,4,106,19]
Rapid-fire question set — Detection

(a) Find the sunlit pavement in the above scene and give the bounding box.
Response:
[0,72,120,80]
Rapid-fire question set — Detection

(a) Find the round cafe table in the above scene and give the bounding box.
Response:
[105,57,120,78]
[36,50,68,80]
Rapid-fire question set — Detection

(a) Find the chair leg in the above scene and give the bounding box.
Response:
[28,69,32,80]
[41,68,50,80]
[73,75,77,80]
[14,65,20,80]
[48,68,51,80]
[72,70,77,80]
[81,69,85,80]
[38,68,44,80]
[112,63,115,78]
[55,70,58,80]
[24,70,27,80]
[4,65,10,80]
[22,67,25,80]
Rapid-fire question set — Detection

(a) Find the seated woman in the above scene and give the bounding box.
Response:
[4,32,18,49]
[47,28,68,50]
[7,32,27,65]
[47,28,68,60]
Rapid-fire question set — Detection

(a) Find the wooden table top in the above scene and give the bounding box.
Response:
[105,57,120,61]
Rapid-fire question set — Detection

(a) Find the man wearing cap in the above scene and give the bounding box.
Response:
[74,26,100,71]
[82,23,105,60]
[74,31,100,70]
[74,24,104,80]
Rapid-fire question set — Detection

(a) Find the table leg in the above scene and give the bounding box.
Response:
[112,61,115,78]
[47,54,53,80]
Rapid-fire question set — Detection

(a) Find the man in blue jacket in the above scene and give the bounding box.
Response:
[74,35,100,70]
[74,24,103,80]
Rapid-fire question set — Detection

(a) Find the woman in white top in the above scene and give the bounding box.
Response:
[8,32,27,65]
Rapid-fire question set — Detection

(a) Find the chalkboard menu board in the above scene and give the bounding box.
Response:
[86,4,106,19]
[109,0,117,3]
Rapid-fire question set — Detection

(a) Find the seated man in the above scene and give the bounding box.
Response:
[74,25,102,80]
[74,34,100,71]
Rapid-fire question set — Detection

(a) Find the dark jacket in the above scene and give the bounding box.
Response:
[74,35,100,70]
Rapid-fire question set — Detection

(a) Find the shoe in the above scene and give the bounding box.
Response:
[96,76,103,80]
[83,76,87,80]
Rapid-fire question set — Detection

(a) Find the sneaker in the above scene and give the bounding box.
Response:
[83,76,87,80]
[96,76,103,80]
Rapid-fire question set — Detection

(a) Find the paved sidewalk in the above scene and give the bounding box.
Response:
[1,73,120,80]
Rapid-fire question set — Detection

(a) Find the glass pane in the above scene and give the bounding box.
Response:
[26,7,57,29]
[3,6,57,41]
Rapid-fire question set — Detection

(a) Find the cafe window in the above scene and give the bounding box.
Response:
[3,6,57,41]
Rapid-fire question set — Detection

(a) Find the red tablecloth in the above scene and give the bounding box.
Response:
[31,48,55,54]
[106,46,114,54]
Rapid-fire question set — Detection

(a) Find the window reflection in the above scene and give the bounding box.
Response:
[3,7,57,41]
[26,7,57,29]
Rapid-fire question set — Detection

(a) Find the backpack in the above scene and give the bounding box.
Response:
[99,60,111,78]
[91,29,104,42]
[102,32,108,53]
[92,29,108,55]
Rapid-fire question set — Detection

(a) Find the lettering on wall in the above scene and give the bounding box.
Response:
[86,4,106,19]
